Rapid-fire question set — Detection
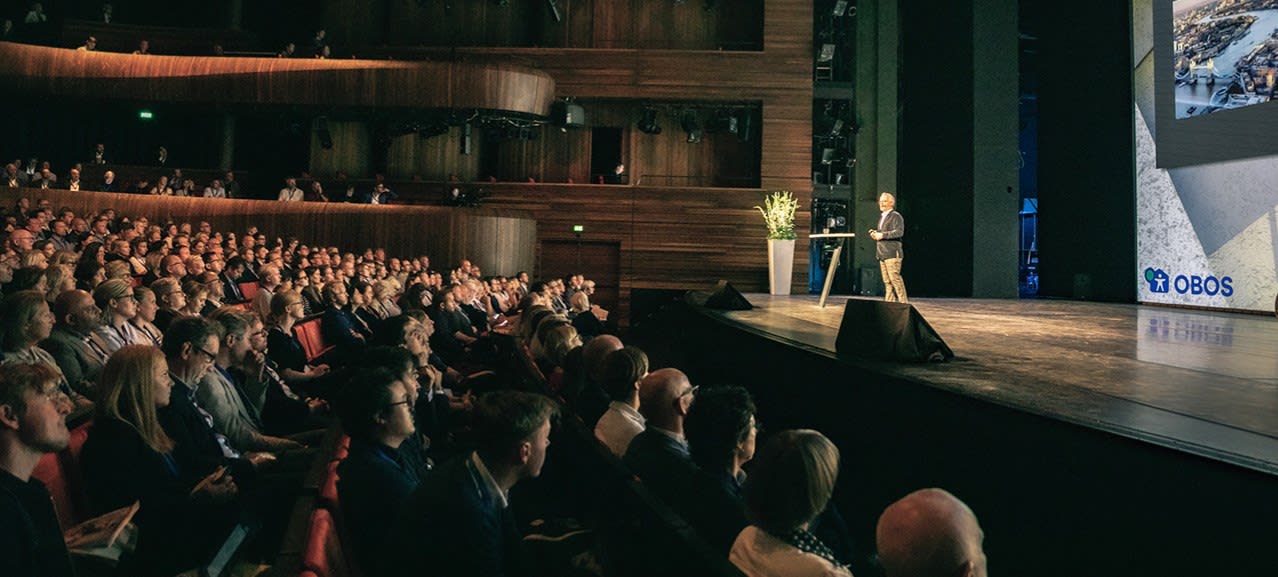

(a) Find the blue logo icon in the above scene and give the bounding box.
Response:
[1144,268,1170,293]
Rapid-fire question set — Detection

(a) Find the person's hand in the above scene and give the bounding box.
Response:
[308,364,330,377]
[245,451,277,469]
[306,397,328,415]
[243,348,266,375]
[419,365,444,391]
[193,469,238,504]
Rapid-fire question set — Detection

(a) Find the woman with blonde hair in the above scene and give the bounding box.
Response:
[92,278,141,353]
[81,345,240,577]
[569,290,606,340]
[150,277,186,332]
[731,429,850,577]
[180,280,209,317]
[42,263,74,303]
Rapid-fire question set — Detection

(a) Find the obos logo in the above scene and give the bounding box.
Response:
[1143,268,1233,297]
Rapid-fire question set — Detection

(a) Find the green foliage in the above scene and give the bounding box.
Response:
[754,190,798,240]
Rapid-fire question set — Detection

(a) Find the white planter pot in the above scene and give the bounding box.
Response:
[768,239,795,295]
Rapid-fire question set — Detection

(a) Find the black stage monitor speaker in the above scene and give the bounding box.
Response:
[685,280,753,310]
[834,300,953,362]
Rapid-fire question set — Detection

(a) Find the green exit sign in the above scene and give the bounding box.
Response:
[572,225,584,233]
[138,110,154,120]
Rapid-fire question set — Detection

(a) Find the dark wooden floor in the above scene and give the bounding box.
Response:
[703,295,1278,476]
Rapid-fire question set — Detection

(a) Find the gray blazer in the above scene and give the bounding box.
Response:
[40,326,109,397]
[874,210,905,260]
[197,365,293,452]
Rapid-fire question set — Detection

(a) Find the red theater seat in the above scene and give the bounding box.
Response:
[302,508,353,577]
[31,452,77,529]
[238,281,260,301]
[293,317,335,364]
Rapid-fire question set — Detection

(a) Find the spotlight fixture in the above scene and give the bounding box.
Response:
[681,110,702,143]
[711,109,738,134]
[833,0,848,16]
[552,98,586,128]
[638,108,662,134]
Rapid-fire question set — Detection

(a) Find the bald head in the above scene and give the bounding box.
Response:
[583,334,623,381]
[876,488,986,577]
[637,368,693,430]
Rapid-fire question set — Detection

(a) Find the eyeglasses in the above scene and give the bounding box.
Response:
[678,385,699,400]
[384,399,411,410]
[195,346,218,361]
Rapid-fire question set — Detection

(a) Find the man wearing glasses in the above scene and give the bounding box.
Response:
[158,317,272,484]
[0,362,76,577]
[623,368,701,507]
[198,310,307,454]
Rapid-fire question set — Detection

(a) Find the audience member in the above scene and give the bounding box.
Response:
[81,346,241,577]
[730,429,850,577]
[681,385,758,553]
[0,362,75,577]
[335,365,421,575]
[876,489,987,577]
[622,368,699,503]
[593,345,647,458]
[388,390,557,577]
[41,289,109,396]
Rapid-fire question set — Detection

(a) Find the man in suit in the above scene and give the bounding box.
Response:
[388,390,557,577]
[870,191,907,303]
[157,317,266,483]
[221,257,248,304]
[198,310,305,453]
[40,289,110,398]
[623,368,700,505]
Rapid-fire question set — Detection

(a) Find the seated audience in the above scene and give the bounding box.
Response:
[265,291,330,388]
[157,317,264,483]
[150,277,186,332]
[876,489,987,577]
[336,365,422,575]
[622,368,699,504]
[387,390,557,577]
[593,345,648,458]
[2,291,76,400]
[40,289,108,397]
[730,430,850,577]
[131,286,164,347]
[0,362,75,577]
[561,334,621,428]
[569,290,606,340]
[198,309,306,452]
[92,278,142,354]
[681,385,758,554]
[81,346,241,577]
[320,281,370,364]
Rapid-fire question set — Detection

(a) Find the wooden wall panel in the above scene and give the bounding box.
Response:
[309,120,369,179]
[347,0,759,50]
[385,126,482,181]
[0,43,556,116]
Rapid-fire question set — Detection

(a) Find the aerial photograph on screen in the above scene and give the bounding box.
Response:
[1173,0,1278,118]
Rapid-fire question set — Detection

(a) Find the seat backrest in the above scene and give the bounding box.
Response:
[58,419,94,523]
[293,317,335,363]
[238,281,260,301]
[31,452,76,529]
[319,460,340,509]
[302,508,351,577]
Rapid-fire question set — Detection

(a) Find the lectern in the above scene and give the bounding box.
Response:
[809,232,856,308]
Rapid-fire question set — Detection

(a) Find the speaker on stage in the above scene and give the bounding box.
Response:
[685,280,754,310]
[834,300,952,362]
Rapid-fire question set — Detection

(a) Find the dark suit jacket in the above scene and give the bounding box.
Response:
[157,375,251,483]
[386,454,526,577]
[321,307,369,364]
[221,273,246,303]
[622,429,699,507]
[874,210,904,260]
[338,439,421,575]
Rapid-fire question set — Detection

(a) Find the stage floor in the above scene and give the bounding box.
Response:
[701,295,1278,475]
